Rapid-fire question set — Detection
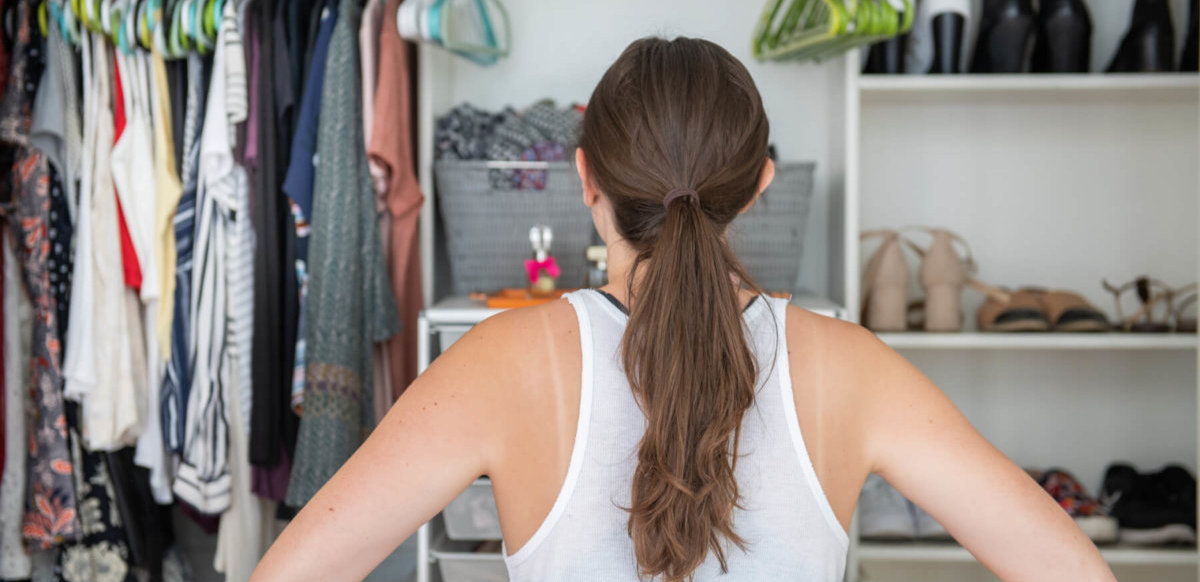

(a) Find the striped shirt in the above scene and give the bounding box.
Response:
[162,56,205,455]
[174,12,249,513]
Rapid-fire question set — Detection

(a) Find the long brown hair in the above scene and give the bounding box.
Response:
[578,37,770,580]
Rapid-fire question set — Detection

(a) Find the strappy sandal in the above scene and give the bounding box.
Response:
[976,286,1052,332]
[1039,289,1110,332]
[900,227,977,332]
[860,229,910,332]
[1172,283,1197,333]
[1103,276,1174,332]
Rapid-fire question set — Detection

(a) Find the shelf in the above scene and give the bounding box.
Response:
[422,293,846,327]
[858,73,1199,101]
[857,541,1198,566]
[877,332,1198,351]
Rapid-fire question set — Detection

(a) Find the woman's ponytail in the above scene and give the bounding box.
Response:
[577,36,771,581]
[622,194,759,580]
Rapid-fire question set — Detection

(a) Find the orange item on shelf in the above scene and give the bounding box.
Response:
[480,288,573,309]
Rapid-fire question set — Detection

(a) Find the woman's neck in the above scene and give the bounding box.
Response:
[598,237,758,308]
[599,238,641,306]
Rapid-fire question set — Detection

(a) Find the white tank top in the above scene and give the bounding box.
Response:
[504,289,849,581]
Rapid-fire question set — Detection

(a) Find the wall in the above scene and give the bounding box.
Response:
[423,0,847,299]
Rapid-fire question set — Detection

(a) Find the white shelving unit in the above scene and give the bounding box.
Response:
[857,72,1198,96]
[856,542,1199,566]
[877,332,1198,351]
[843,44,1199,582]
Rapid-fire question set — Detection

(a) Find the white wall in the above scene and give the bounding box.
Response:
[424,0,847,298]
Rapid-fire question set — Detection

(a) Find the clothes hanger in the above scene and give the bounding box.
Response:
[135,0,152,51]
[397,0,510,65]
[752,0,912,62]
[186,0,209,53]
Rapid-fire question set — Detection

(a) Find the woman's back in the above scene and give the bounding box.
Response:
[502,290,848,580]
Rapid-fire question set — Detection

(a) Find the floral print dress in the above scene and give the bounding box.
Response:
[0,0,81,549]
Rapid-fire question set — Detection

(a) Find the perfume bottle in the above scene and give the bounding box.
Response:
[585,245,608,288]
[525,225,560,294]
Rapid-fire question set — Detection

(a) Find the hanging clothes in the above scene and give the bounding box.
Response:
[249,0,300,476]
[286,0,400,507]
[213,8,275,573]
[58,402,136,582]
[0,231,33,579]
[214,0,275,545]
[282,6,338,413]
[162,54,208,457]
[0,0,81,549]
[80,38,142,453]
[134,45,183,506]
[370,0,426,409]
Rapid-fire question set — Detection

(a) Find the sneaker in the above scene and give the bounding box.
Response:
[1102,463,1198,546]
[1034,468,1118,544]
[859,474,916,540]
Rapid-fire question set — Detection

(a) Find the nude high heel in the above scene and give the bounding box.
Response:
[861,230,910,332]
[903,228,977,332]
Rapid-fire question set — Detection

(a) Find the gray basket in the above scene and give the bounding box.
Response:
[728,162,815,293]
[436,160,595,295]
[436,160,814,295]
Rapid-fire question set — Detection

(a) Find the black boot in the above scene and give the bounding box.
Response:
[970,0,1037,73]
[864,35,908,74]
[1182,0,1198,71]
[929,13,966,73]
[1031,0,1092,73]
[1107,0,1175,72]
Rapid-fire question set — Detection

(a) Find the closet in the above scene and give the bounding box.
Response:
[408,2,1198,582]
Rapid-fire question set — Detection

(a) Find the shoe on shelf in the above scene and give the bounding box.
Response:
[1102,463,1198,546]
[905,0,973,74]
[1172,284,1197,333]
[1035,289,1109,332]
[1183,0,1199,71]
[861,230,911,332]
[859,474,917,540]
[1030,0,1092,73]
[901,227,977,332]
[970,0,1037,73]
[1032,468,1118,544]
[1103,276,1177,332]
[977,288,1051,332]
[1107,0,1176,73]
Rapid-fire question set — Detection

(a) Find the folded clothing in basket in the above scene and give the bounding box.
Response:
[436,100,583,190]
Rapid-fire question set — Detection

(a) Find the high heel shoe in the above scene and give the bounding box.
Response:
[906,0,972,74]
[1107,0,1176,73]
[864,35,908,75]
[971,0,1037,73]
[1031,0,1092,73]
[902,228,976,332]
[860,230,910,332]
[1182,0,1198,71]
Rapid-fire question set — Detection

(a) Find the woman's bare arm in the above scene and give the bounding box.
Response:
[853,327,1116,581]
[249,311,524,582]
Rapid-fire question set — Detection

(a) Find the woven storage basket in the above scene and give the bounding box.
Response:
[728,161,815,293]
[436,160,596,295]
[436,160,814,295]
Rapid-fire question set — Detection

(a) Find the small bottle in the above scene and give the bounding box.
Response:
[585,245,608,288]
[531,247,557,294]
[526,225,560,295]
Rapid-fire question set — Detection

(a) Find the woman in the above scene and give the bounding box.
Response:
[251,37,1115,582]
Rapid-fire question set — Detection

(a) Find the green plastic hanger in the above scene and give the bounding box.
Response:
[752,0,912,63]
[431,0,510,65]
